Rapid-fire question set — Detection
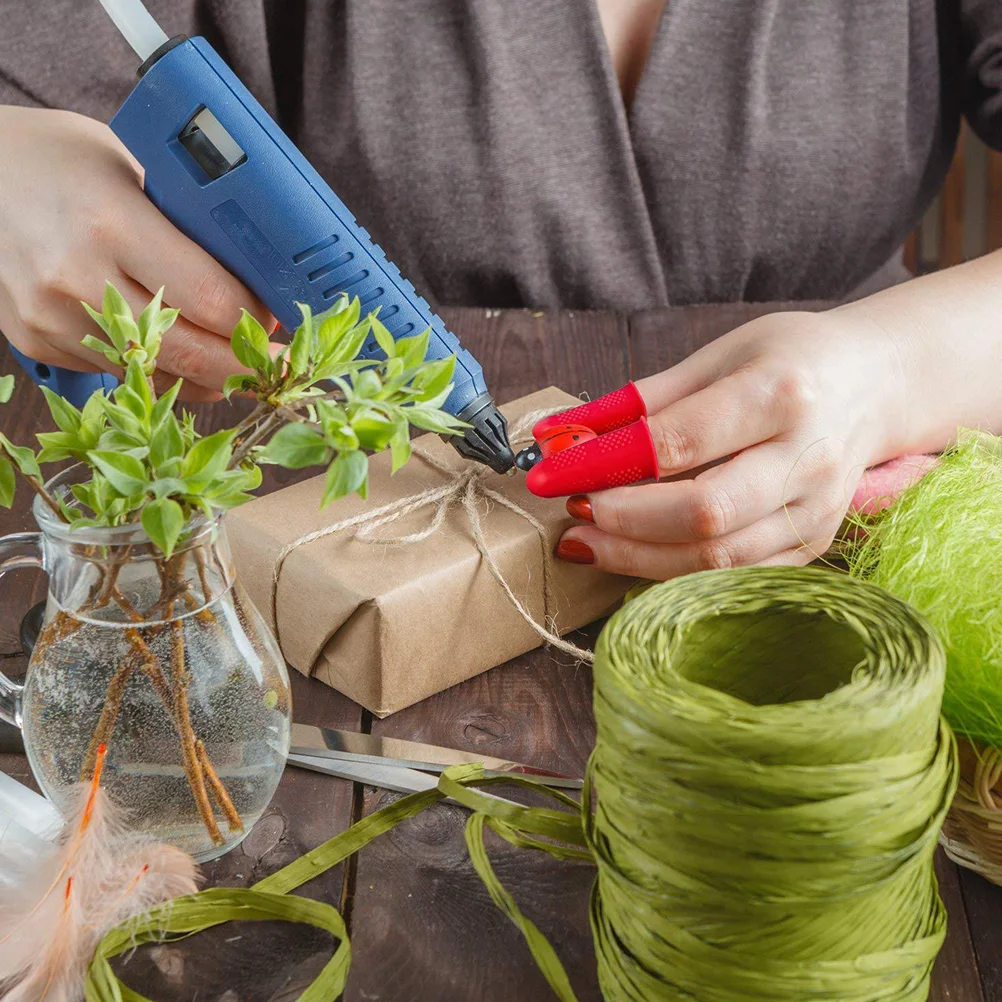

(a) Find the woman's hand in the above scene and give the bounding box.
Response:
[0,107,276,400]
[555,309,907,578]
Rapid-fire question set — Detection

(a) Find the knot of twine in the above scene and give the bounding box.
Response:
[270,408,594,666]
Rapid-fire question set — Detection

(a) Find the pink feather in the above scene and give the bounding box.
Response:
[0,747,198,1002]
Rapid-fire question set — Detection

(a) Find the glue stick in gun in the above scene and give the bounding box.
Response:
[10,0,515,475]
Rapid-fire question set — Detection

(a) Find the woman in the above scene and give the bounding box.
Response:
[1,0,1000,580]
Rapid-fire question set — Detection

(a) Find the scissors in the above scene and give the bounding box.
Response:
[286,723,583,800]
[514,382,661,498]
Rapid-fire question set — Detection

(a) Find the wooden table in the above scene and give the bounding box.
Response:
[1,303,999,1002]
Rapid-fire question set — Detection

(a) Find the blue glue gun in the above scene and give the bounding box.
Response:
[10,0,514,473]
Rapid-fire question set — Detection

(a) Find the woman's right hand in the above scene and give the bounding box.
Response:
[0,106,277,400]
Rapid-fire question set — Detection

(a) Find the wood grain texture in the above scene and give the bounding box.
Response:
[959,866,1002,1002]
[931,852,985,1002]
[343,308,629,1002]
[439,307,630,405]
[627,301,831,377]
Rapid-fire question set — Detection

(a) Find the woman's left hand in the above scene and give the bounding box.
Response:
[554,309,907,578]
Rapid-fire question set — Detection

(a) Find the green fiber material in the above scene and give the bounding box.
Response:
[589,566,956,1002]
[85,566,957,1002]
[845,432,1002,748]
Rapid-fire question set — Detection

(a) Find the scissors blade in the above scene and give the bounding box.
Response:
[288,754,440,796]
[289,723,583,789]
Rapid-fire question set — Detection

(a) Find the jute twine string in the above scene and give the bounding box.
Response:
[269,408,594,663]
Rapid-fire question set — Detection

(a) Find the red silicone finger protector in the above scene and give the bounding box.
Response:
[532,382,647,439]
[526,419,660,498]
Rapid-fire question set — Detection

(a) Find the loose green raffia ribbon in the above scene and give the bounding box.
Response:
[85,566,958,1002]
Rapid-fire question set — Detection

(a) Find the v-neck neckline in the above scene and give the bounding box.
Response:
[588,0,673,132]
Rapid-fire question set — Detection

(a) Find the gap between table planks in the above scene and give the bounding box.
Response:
[0,300,993,1000]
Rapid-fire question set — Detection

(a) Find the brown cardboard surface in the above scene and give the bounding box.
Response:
[227,387,633,715]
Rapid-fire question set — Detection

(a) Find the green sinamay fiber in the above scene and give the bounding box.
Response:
[588,566,957,1002]
[84,567,957,1002]
[845,431,1002,748]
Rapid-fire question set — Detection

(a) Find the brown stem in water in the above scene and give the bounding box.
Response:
[195,739,243,833]
[166,598,223,845]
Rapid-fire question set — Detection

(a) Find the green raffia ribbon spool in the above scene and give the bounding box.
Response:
[84,566,957,1002]
[588,566,957,1002]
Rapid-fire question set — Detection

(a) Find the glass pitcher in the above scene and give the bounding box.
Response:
[0,468,291,862]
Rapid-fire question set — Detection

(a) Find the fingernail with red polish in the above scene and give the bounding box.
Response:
[566,495,594,523]
[555,538,595,564]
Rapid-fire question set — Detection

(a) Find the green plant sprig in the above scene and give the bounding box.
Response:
[0,282,468,557]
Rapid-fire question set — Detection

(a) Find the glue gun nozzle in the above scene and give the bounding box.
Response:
[450,394,515,474]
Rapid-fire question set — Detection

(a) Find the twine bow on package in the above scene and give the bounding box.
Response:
[226,387,633,715]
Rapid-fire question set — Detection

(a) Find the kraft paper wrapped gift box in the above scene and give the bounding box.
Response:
[226,386,634,716]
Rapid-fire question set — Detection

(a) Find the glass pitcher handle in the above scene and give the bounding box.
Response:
[0,532,43,728]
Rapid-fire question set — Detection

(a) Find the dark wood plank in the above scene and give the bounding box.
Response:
[345,629,603,1002]
[628,301,832,378]
[959,864,1002,1002]
[0,339,364,1001]
[930,852,985,1002]
[440,306,630,405]
[344,309,630,1002]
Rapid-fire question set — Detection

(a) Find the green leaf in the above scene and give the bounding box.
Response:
[137,287,164,340]
[80,335,122,366]
[151,379,183,426]
[354,369,382,399]
[149,477,189,499]
[0,435,40,477]
[36,431,85,463]
[150,413,185,471]
[102,282,133,326]
[389,419,412,474]
[181,429,234,479]
[124,360,153,417]
[0,457,15,508]
[413,356,456,402]
[101,400,144,441]
[351,411,396,451]
[316,302,365,369]
[288,318,312,377]
[260,423,328,469]
[40,386,82,434]
[82,301,111,336]
[141,497,185,558]
[231,310,272,372]
[87,450,149,497]
[114,385,149,425]
[370,317,397,359]
[405,407,468,436]
[321,449,368,506]
[222,374,255,400]
[397,329,431,369]
[0,375,14,405]
[107,313,141,354]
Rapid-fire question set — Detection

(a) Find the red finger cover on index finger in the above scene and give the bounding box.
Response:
[526,419,660,498]
[532,382,647,439]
